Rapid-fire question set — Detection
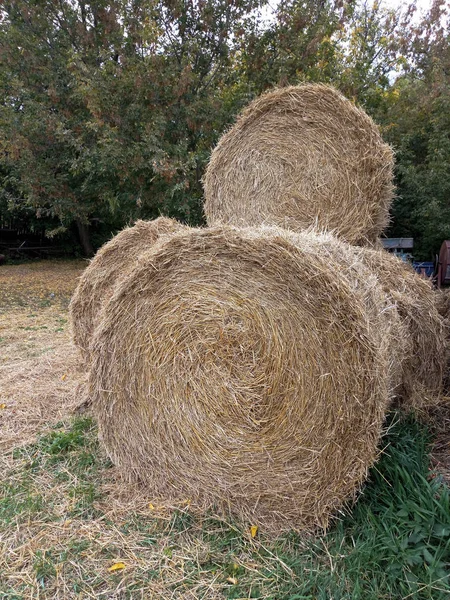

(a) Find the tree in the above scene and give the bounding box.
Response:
[383,1,450,259]
[237,0,355,93]
[1,0,449,257]
[0,1,267,254]
[1,1,127,254]
[333,0,415,107]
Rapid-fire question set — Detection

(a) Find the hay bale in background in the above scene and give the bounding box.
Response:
[436,288,450,394]
[90,225,395,531]
[436,288,450,322]
[204,84,394,246]
[69,217,183,359]
[360,250,446,412]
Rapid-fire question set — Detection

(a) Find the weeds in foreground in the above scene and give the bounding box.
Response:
[0,415,449,599]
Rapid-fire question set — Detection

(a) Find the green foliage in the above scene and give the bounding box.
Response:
[0,0,272,252]
[385,42,450,258]
[0,1,450,256]
[237,0,350,92]
[2,417,106,527]
[37,419,91,455]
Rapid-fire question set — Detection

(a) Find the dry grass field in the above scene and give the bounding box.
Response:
[1,260,449,599]
[0,261,86,452]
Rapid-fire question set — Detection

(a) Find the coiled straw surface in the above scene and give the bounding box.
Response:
[69,217,183,359]
[204,84,394,245]
[90,226,395,531]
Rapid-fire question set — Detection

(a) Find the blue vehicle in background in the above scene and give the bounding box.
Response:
[381,238,445,284]
[412,261,435,279]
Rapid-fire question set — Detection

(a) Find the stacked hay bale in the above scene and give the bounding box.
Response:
[271,230,445,413]
[204,84,394,246]
[436,289,450,394]
[359,249,446,412]
[204,82,446,413]
[72,83,447,532]
[89,225,397,531]
[70,217,184,360]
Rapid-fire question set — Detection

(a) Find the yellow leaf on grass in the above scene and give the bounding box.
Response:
[0,404,6,409]
[108,562,126,572]
[148,503,155,510]
[250,525,258,538]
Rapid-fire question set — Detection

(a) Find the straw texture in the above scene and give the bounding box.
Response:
[90,225,395,531]
[69,217,183,359]
[203,84,394,245]
[360,250,446,412]
[436,288,450,394]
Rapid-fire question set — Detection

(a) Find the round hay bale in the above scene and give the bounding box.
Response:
[435,288,450,394]
[203,84,394,245]
[90,226,395,531]
[436,288,450,321]
[360,250,446,412]
[69,217,183,360]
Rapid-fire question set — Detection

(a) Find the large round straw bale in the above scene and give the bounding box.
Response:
[359,250,446,412]
[69,217,183,359]
[90,226,395,531]
[203,84,394,245]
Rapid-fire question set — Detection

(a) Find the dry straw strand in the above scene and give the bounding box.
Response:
[89,225,396,532]
[203,84,394,246]
[69,217,184,360]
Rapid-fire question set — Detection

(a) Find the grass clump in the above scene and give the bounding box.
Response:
[314,415,450,600]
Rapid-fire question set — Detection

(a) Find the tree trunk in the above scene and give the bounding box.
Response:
[76,219,94,257]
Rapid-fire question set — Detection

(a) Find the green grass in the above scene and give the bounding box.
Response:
[1,415,449,599]
[3,417,106,526]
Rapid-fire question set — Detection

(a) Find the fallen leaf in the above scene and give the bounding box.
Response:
[148,503,155,510]
[0,403,6,409]
[108,562,126,572]
[250,525,258,538]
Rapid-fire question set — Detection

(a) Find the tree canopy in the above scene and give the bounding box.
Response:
[0,0,449,258]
